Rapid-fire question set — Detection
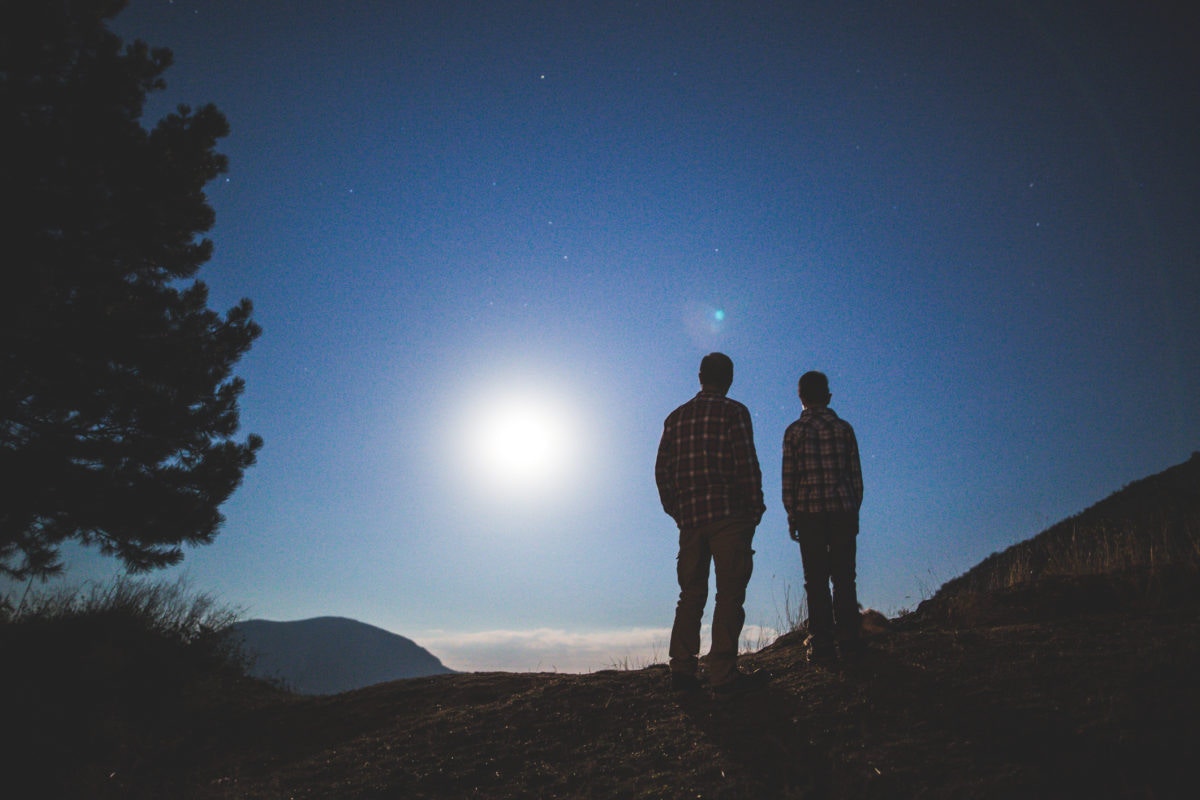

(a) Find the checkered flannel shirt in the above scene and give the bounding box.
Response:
[655,391,765,530]
[782,407,863,517]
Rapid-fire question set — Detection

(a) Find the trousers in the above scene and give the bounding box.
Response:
[669,515,756,685]
[793,510,860,646]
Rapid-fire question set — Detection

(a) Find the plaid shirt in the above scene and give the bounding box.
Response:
[655,391,765,529]
[782,407,863,516]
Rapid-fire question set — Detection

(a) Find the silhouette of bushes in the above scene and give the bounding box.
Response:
[0,577,257,798]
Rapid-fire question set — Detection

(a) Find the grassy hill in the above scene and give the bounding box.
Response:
[917,450,1200,626]
[4,454,1199,798]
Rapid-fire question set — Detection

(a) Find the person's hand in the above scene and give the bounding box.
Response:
[788,525,801,543]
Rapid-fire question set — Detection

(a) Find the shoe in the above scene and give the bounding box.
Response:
[670,671,702,693]
[711,669,769,699]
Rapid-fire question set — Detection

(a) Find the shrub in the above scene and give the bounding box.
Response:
[0,577,253,797]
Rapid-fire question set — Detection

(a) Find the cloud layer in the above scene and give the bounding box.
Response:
[418,625,780,673]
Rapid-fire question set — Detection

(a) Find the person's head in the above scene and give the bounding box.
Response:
[698,352,734,394]
[798,370,831,408]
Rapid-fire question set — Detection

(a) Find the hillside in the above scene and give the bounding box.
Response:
[7,454,1200,798]
[231,617,455,695]
[130,598,1200,798]
[918,451,1200,625]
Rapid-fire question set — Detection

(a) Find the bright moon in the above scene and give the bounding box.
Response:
[461,388,582,500]
[478,398,567,483]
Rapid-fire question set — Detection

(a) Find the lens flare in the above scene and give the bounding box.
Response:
[683,300,729,347]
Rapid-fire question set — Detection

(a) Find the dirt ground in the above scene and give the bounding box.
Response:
[129,585,1200,799]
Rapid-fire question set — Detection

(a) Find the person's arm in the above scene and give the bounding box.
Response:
[846,427,864,511]
[781,424,794,505]
[654,424,679,522]
[782,425,801,540]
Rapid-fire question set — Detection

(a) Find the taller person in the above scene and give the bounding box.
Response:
[782,370,865,662]
[656,353,766,696]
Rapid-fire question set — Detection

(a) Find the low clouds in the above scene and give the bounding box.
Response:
[418,625,780,673]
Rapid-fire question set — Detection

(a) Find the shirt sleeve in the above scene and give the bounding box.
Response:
[846,426,864,510]
[781,424,796,518]
[654,420,678,521]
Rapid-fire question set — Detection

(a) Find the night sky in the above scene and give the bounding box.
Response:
[59,0,1200,671]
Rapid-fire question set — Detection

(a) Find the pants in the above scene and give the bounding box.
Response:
[793,511,860,646]
[669,515,756,685]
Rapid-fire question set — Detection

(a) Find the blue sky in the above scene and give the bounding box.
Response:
[48,0,1200,671]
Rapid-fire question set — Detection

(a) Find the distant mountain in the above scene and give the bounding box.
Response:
[231,617,455,695]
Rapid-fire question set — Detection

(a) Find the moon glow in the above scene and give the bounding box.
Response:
[460,386,583,502]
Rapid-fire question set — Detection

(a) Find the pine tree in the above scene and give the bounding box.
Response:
[1,0,262,578]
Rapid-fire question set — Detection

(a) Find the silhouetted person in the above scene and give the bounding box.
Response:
[656,353,766,695]
[782,370,864,661]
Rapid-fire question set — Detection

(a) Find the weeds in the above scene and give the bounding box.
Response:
[606,625,776,671]
[9,574,240,641]
[770,576,808,635]
[740,623,780,653]
[927,453,1200,617]
[0,576,255,798]
[945,513,1200,600]
[608,640,665,671]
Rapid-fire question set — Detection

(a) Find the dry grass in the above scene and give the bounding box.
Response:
[5,575,242,639]
[924,452,1200,622]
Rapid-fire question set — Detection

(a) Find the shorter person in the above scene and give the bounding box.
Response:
[782,371,864,661]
